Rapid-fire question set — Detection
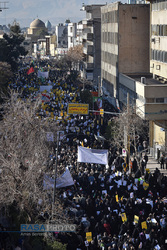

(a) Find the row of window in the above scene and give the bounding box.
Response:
[146,98,167,103]
[152,0,167,11]
[151,24,167,36]
[101,11,118,24]
[151,49,167,63]
[101,51,118,65]
[101,32,118,44]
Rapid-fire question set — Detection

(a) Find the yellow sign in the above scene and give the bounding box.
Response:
[141,221,147,229]
[86,232,92,242]
[68,103,89,115]
[134,215,139,224]
[143,182,149,190]
[121,213,127,222]
[100,109,104,115]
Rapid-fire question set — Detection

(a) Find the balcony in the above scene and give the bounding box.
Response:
[84,62,94,70]
[82,32,93,41]
[83,45,94,55]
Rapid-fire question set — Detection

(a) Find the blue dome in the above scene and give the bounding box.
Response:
[45,20,51,30]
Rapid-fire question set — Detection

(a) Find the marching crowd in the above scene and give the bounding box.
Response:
[1,59,167,250]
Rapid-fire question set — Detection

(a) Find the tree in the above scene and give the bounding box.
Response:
[65,45,83,70]
[35,28,49,39]
[0,62,13,102]
[0,22,27,71]
[0,91,68,224]
[105,105,149,155]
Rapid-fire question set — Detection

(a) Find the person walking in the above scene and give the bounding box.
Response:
[159,154,165,169]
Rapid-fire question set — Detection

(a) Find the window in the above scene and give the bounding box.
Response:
[164,51,167,63]
[70,27,73,33]
[70,37,73,43]
[163,25,167,36]
[156,98,164,103]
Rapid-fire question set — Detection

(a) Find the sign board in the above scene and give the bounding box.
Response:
[122,148,127,157]
[68,103,89,115]
[86,232,92,242]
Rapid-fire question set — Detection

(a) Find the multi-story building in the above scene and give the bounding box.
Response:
[101,2,150,98]
[117,1,167,156]
[150,0,167,82]
[68,22,77,49]
[81,4,104,84]
[55,22,68,49]
[149,0,167,155]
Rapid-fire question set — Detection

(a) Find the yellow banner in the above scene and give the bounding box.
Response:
[121,213,127,222]
[143,182,149,190]
[134,215,139,224]
[86,232,92,242]
[68,103,89,115]
[141,221,147,229]
[115,195,119,202]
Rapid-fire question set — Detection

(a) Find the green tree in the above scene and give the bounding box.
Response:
[0,62,13,100]
[80,89,93,109]
[36,28,49,39]
[0,22,27,71]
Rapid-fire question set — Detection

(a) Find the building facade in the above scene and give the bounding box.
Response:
[101,2,150,98]
[68,22,77,49]
[150,0,167,82]
[81,4,104,85]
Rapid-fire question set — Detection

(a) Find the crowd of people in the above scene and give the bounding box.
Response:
[1,59,167,250]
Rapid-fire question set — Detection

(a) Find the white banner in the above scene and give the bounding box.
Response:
[77,146,108,165]
[43,168,74,190]
[38,70,49,79]
[40,85,52,92]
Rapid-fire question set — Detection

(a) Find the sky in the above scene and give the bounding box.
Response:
[0,0,126,28]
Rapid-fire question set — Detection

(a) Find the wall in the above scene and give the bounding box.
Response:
[119,4,150,73]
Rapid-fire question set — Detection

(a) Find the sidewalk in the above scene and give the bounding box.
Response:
[147,154,167,175]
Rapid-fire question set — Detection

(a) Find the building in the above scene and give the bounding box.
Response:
[81,4,104,84]
[149,0,167,156]
[117,1,167,157]
[68,22,77,49]
[55,21,69,49]
[101,2,150,99]
[27,18,47,42]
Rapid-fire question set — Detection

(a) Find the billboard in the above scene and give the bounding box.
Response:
[68,103,89,115]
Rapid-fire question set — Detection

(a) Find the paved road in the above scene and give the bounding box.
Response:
[147,154,167,176]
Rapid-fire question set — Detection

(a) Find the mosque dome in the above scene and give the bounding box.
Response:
[30,19,45,29]
[45,20,52,30]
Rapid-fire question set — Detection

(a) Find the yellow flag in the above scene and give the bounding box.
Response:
[86,232,92,242]
[121,213,127,222]
[143,182,149,190]
[134,215,139,224]
[141,221,147,229]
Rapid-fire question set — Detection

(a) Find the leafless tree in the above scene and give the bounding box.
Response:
[108,105,149,155]
[0,91,68,223]
[65,45,83,70]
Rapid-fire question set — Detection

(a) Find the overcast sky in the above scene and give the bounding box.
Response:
[0,0,126,28]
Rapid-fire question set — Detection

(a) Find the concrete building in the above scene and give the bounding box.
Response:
[118,0,167,157]
[150,0,167,82]
[81,4,104,84]
[27,19,47,41]
[55,21,69,49]
[68,22,77,49]
[101,2,150,98]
